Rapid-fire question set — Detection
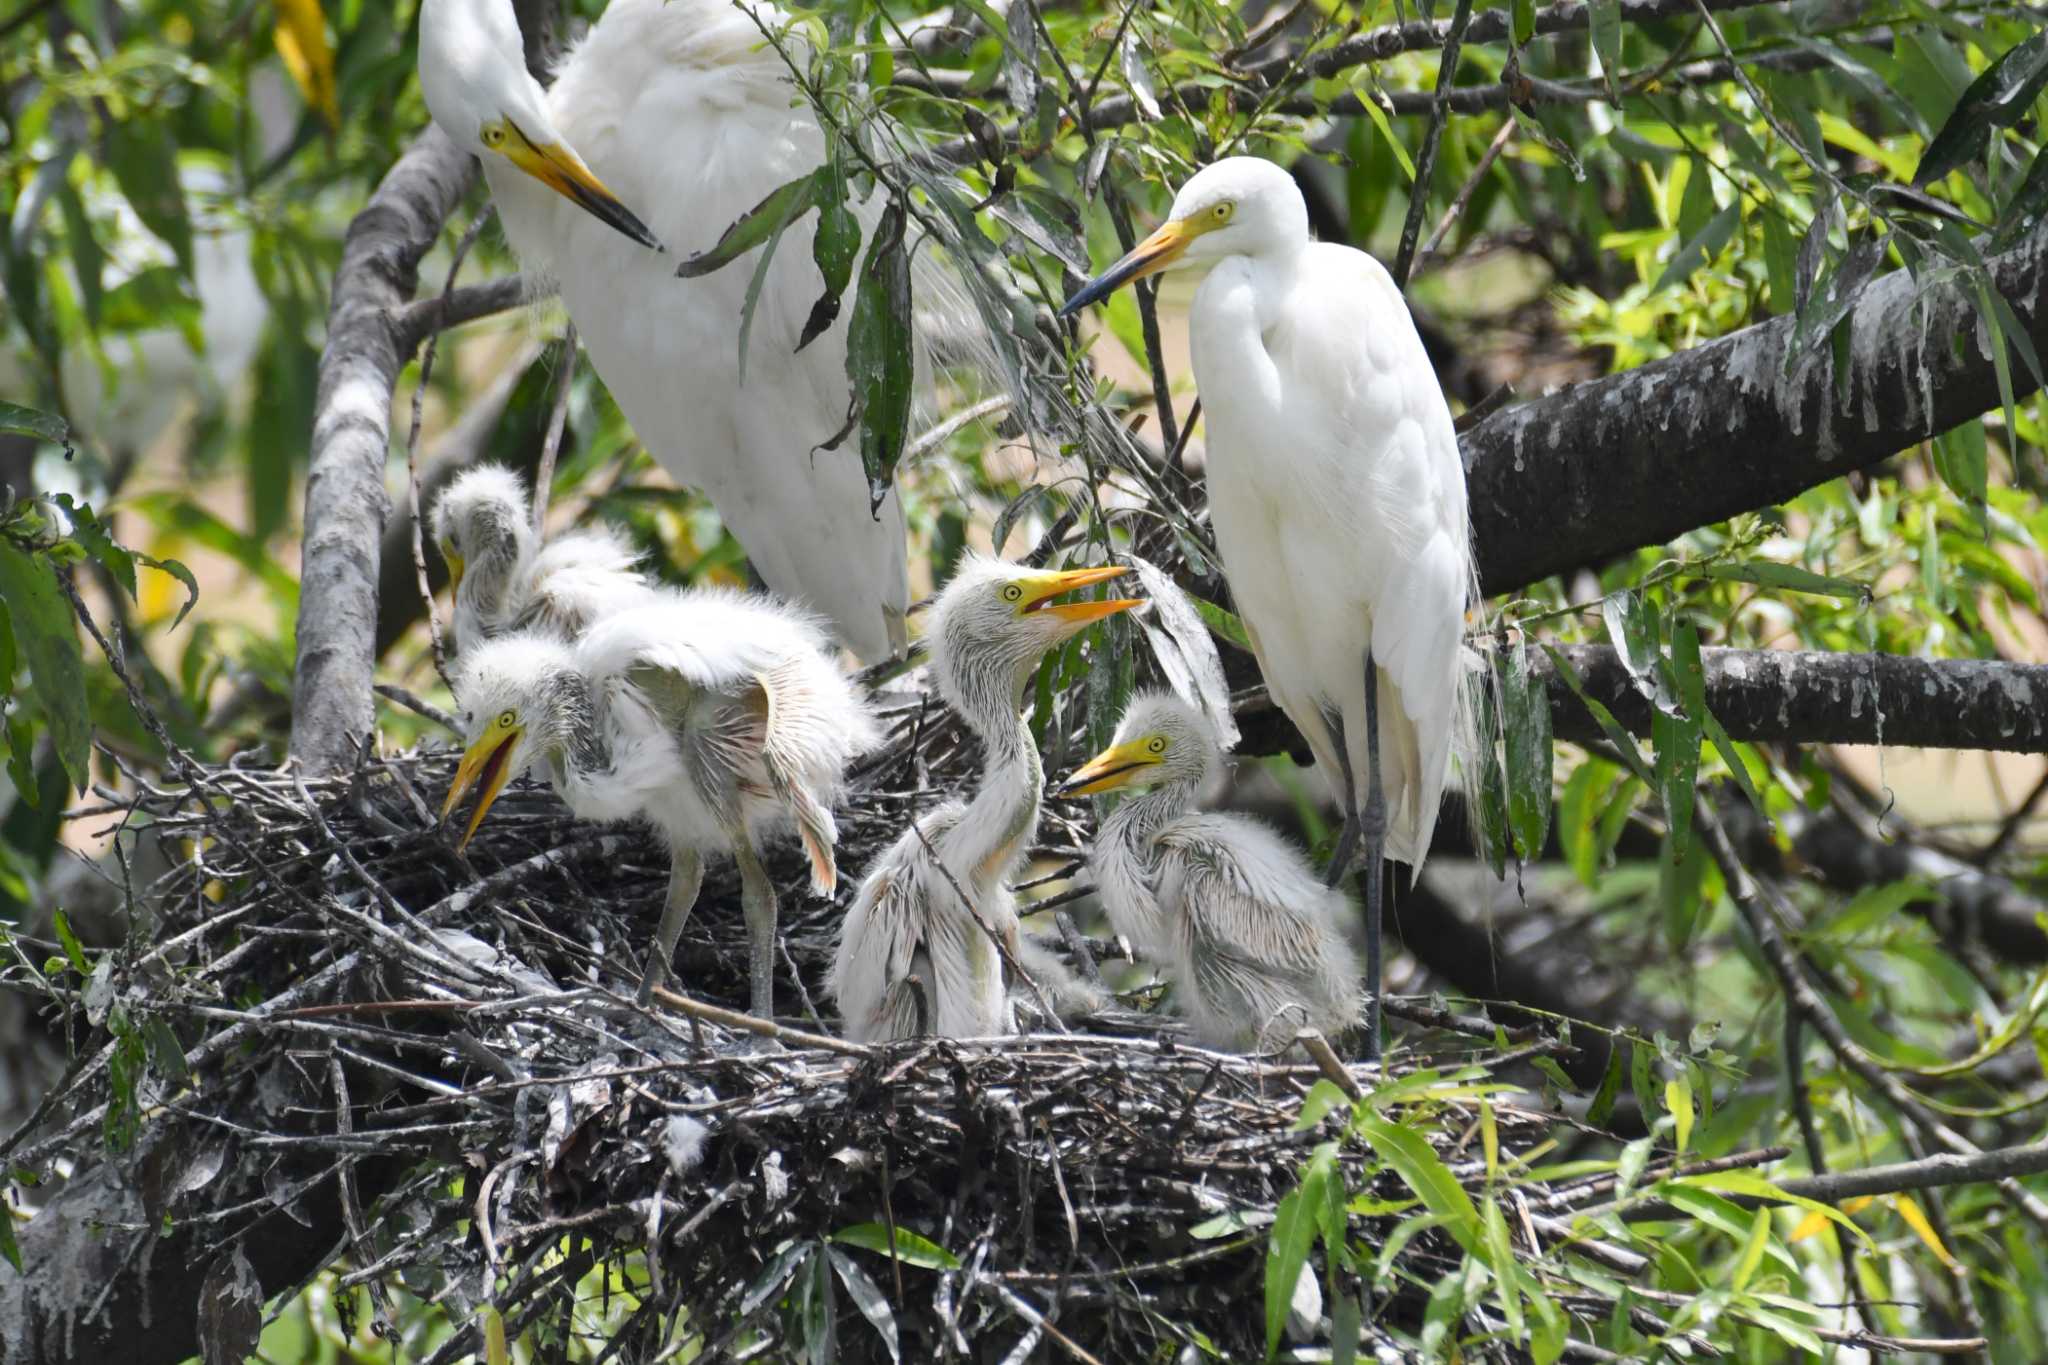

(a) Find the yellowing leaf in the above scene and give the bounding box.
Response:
[1892,1195,1960,1270]
[1790,1195,1874,1244]
[275,0,338,131]
[1666,1075,1694,1153]
[481,1305,509,1365]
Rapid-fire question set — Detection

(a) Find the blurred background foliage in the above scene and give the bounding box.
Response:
[4,0,2048,1357]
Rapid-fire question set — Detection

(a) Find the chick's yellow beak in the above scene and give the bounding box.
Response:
[441,545,466,595]
[500,124,665,253]
[1059,219,1194,317]
[441,725,523,849]
[1018,564,1142,630]
[1059,736,1165,796]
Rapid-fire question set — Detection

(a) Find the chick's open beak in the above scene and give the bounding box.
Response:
[1019,564,1142,631]
[501,124,665,253]
[441,726,523,849]
[1058,736,1164,796]
[1059,219,1193,317]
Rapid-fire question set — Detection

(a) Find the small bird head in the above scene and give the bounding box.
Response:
[441,633,582,846]
[1059,692,1221,796]
[432,463,534,597]
[416,0,665,252]
[925,556,1141,710]
[1059,156,1308,317]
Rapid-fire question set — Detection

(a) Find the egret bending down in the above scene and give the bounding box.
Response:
[442,590,877,1015]
[418,0,937,660]
[830,559,1139,1042]
[1062,694,1361,1052]
[1062,157,1476,1056]
[432,465,655,652]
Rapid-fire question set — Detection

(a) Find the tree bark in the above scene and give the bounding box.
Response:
[1466,220,2048,597]
[290,129,477,777]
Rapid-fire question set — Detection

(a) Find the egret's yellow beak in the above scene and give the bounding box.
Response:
[441,724,524,849]
[1059,735,1165,796]
[1059,219,1194,317]
[500,124,665,253]
[442,545,466,595]
[1017,564,1143,630]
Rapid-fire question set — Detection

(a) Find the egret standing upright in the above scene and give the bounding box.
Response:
[416,0,927,660]
[830,558,1139,1042]
[1062,157,1476,1057]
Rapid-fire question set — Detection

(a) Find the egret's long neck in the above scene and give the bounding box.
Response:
[551,671,612,788]
[954,672,1043,888]
[461,542,523,631]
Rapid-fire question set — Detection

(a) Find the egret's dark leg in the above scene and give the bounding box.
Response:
[1324,712,1361,890]
[639,845,704,1005]
[1358,648,1388,1062]
[733,841,780,1020]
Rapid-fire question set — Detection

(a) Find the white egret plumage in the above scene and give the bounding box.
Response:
[829,558,1140,1042]
[1061,694,1361,1052]
[416,0,936,660]
[441,589,878,1015]
[431,464,655,652]
[1062,156,1477,1056]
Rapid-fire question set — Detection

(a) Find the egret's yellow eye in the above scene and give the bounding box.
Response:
[497,710,517,730]
[1211,201,1234,222]
[1002,584,1024,603]
[1147,736,1167,754]
[482,123,508,149]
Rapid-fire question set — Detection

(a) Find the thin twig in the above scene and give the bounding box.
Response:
[1392,0,1475,290]
[1415,117,1514,270]
[530,322,577,533]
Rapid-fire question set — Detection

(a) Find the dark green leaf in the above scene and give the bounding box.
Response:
[1600,590,1673,712]
[1654,202,1740,293]
[1695,560,1870,602]
[1914,29,2048,185]
[845,198,915,515]
[826,1247,900,1365]
[135,553,201,632]
[1589,0,1622,99]
[0,1184,19,1272]
[1265,1148,1331,1359]
[1933,418,1988,511]
[1761,210,1797,316]
[52,908,88,975]
[56,496,136,601]
[735,179,812,386]
[1792,230,1885,362]
[101,265,202,351]
[103,120,195,278]
[1994,145,2048,249]
[0,403,70,451]
[1629,1043,1659,1130]
[4,711,35,811]
[1356,1117,1481,1252]
[1654,622,1704,870]
[800,180,862,354]
[0,541,89,792]
[1658,820,1707,950]
[1586,1044,1626,1128]
[1511,0,1534,47]
[673,173,819,279]
[56,182,104,329]
[1502,641,1552,862]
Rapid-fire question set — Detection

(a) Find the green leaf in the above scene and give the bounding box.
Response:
[1265,1145,1334,1359]
[1731,1206,1773,1291]
[1762,210,1798,316]
[1589,0,1622,99]
[55,182,103,330]
[1502,641,1553,862]
[1994,144,2048,249]
[1665,1073,1694,1152]
[1511,0,1534,47]
[825,1248,900,1365]
[0,540,90,792]
[1586,1044,1626,1128]
[1189,594,1254,653]
[1654,201,1740,293]
[1914,29,2048,185]
[0,1186,19,1273]
[1695,560,1870,602]
[1351,80,1416,182]
[52,908,88,975]
[1355,1116,1481,1252]
[0,403,70,452]
[1543,644,1652,784]
[830,1222,960,1270]
[844,198,916,515]
[55,496,136,601]
[1482,1198,1524,1338]
[1600,591,1668,710]
[103,119,195,278]
[673,173,819,279]
[135,553,200,632]
[1823,878,1933,939]
[800,172,862,353]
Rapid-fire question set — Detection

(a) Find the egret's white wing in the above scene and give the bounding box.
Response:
[488,0,910,660]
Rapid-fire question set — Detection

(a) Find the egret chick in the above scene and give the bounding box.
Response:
[417,0,943,660]
[442,589,877,1015]
[1062,157,1476,1056]
[830,559,1140,1042]
[431,465,655,651]
[1061,694,1361,1052]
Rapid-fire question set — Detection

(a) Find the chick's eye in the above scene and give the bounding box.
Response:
[482,124,507,148]
[497,710,517,729]
[1002,584,1024,602]
[1147,737,1167,754]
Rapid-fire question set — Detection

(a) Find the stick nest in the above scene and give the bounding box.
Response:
[9,689,1619,1363]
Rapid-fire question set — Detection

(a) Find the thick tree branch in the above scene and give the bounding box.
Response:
[1467,220,2048,596]
[1621,1140,2048,1220]
[1542,645,2048,755]
[292,128,477,777]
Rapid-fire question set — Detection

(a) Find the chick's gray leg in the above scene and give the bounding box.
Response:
[1358,648,1388,1063]
[640,845,704,1006]
[734,840,779,1021]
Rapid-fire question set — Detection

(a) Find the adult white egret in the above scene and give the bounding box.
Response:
[441,589,877,1015]
[830,558,1139,1042]
[1062,157,1476,1056]
[1061,694,1361,1052]
[431,463,655,651]
[416,0,926,660]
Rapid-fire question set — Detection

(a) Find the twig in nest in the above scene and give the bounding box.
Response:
[646,983,872,1057]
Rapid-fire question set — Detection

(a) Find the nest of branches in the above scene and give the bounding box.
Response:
[9,670,1708,1363]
